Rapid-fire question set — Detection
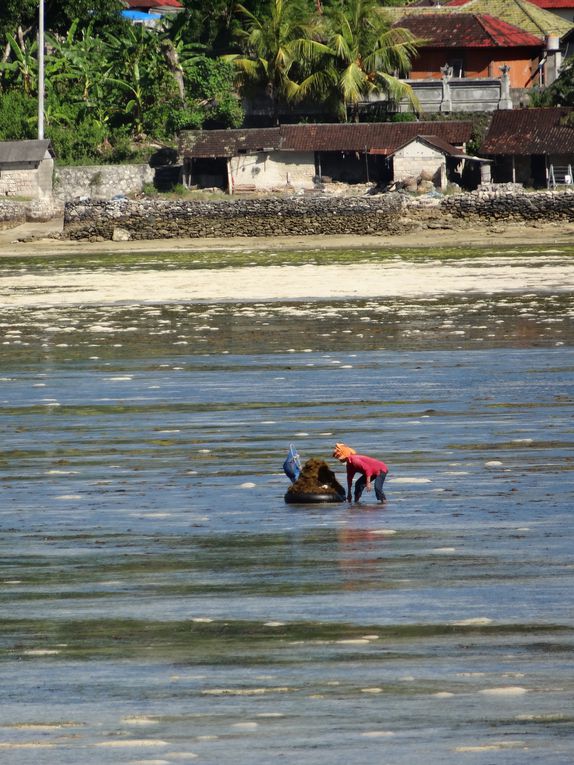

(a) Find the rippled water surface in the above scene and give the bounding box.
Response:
[1,247,574,764]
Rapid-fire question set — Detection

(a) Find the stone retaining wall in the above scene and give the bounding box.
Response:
[0,201,27,229]
[0,198,64,229]
[441,187,574,222]
[61,188,574,242]
[63,195,407,240]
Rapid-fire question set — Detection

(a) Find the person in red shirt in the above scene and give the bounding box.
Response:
[333,443,389,503]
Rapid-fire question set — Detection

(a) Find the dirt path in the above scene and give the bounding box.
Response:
[1,219,574,258]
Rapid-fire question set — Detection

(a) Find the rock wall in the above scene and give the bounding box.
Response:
[0,200,27,229]
[61,188,574,242]
[54,164,155,202]
[0,198,64,229]
[441,186,574,222]
[63,195,407,240]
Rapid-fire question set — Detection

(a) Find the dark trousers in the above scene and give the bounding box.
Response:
[354,470,387,502]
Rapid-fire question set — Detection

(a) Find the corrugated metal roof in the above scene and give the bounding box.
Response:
[480,107,574,154]
[0,139,53,163]
[180,122,474,158]
[396,13,543,46]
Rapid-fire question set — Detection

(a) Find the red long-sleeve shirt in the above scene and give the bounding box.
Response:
[346,454,388,493]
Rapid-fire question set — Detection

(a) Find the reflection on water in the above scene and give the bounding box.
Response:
[1,260,573,763]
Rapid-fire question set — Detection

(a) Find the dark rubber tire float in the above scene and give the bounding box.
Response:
[284,491,346,504]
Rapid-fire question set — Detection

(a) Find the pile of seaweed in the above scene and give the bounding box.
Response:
[285,458,345,500]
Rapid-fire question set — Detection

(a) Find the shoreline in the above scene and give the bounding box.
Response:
[1,219,574,257]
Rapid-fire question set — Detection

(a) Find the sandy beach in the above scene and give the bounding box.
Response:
[1,218,574,257]
[1,219,574,307]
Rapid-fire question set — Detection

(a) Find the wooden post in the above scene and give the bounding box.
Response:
[227,159,233,194]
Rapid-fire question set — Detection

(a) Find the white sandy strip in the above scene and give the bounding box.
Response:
[1,257,573,307]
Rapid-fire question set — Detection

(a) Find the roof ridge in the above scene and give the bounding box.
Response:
[516,0,547,32]
[475,13,500,45]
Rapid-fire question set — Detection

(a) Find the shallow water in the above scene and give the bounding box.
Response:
[1,249,574,764]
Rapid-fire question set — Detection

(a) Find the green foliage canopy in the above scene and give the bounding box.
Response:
[531,57,574,109]
[0,0,422,161]
[0,4,244,160]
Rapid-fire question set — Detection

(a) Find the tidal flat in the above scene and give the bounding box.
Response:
[0,244,573,764]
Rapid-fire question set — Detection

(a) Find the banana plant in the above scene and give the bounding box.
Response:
[0,32,38,93]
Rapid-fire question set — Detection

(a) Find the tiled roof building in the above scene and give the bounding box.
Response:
[180,122,474,158]
[481,107,574,154]
[388,0,573,37]
[398,13,543,47]
[479,107,574,186]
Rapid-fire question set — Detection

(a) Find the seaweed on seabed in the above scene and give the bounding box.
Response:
[286,458,345,500]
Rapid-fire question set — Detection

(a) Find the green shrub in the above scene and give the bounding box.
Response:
[390,112,417,123]
[0,90,36,139]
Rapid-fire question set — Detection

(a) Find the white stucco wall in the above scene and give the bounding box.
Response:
[393,141,446,189]
[230,151,315,191]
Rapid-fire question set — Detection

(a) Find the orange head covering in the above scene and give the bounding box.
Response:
[333,443,356,460]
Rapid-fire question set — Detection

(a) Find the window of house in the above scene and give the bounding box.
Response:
[448,58,464,78]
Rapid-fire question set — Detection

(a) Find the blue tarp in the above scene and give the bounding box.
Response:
[121,10,163,21]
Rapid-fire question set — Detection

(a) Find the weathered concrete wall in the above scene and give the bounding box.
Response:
[54,164,155,202]
[63,195,407,240]
[386,78,505,113]
[393,142,446,189]
[230,151,315,191]
[0,157,54,199]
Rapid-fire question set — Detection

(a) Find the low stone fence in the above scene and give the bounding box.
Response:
[0,201,27,229]
[63,195,407,240]
[0,198,64,229]
[441,187,574,222]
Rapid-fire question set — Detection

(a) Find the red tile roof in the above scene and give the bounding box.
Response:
[481,108,574,154]
[526,1,574,7]
[180,122,474,158]
[126,0,182,8]
[395,13,544,47]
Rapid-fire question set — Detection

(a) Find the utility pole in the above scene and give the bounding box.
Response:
[38,0,45,139]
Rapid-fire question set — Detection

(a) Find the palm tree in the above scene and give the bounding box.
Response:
[225,0,320,124]
[299,0,420,121]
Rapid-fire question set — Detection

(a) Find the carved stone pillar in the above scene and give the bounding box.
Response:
[498,64,513,110]
[440,64,453,113]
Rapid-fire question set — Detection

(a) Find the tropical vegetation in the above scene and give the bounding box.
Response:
[531,58,574,114]
[0,0,420,163]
